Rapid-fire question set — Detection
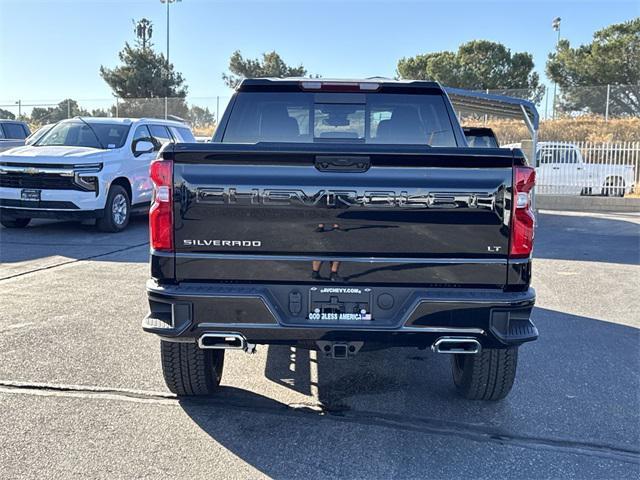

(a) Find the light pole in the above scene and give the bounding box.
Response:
[552,17,561,119]
[159,0,181,65]
[160,0,181,119]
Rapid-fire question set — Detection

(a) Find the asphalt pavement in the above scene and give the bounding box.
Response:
[0,211,638,479]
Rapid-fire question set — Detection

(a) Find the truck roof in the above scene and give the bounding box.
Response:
[65,117,187,127]
[0,119,29,124]
[237,77,443,91]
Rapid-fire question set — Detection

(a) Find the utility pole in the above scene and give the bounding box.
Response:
[15,100,21,118]
[552,17,561,119]
[544,90,549,119]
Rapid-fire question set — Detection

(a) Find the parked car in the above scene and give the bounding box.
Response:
[143,78,538,401]
[463,127,499,147]
[0,120,31,153]
[505,141,636,196]
[0,117,196,231]
[25,123,56,146]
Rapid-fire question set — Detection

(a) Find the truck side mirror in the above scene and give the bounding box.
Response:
[133,139,155,157]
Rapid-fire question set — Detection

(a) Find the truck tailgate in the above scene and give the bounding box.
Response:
[169,144,515,287]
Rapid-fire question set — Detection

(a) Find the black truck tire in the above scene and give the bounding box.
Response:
[97,185,130,232]
[0,217,31,228]
[160,340,225,396]
[452,347,518,400]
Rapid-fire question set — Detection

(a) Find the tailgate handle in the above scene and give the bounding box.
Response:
[315,156,370,173]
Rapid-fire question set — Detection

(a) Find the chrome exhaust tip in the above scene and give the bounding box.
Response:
[431,337,481,355]
[198,333,247,351]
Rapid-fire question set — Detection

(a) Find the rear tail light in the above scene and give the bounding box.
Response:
[149,159,173,252]
[510,166,536,258]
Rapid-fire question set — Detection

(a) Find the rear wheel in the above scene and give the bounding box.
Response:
[97,185,130,232]
[0,217,31,228]
[452,347,518,400]
[602,177,625,197]
[160,340,225,396]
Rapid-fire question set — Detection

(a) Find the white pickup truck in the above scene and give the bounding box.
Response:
[0,117,195,231]
[505,141,636,196]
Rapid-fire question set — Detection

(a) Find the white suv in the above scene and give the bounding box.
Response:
[0,117,195,231]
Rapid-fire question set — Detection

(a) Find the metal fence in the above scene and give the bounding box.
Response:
[1,83,638,126]
[0,96,233,136]
[1,89,638,196]
[503,141,640,196]
[480,84,639,121]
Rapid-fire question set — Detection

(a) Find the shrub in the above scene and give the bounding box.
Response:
[463,116,640,145]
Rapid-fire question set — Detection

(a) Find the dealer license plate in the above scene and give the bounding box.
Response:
[308,287,373,321]
[21,189,41,202]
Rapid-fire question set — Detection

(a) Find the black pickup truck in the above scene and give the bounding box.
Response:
[143,78,537,401]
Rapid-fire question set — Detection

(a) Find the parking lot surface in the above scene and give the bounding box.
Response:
[0,211,639,479]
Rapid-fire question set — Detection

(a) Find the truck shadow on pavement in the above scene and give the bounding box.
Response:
[535,212,640,265]
[177,307,640,478]
[0,216,149,267]
[1,211,637,266]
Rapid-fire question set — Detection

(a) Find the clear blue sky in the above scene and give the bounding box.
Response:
[0,0,638,111]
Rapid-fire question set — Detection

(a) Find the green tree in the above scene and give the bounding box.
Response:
[90,108,110,118]
[100,42,188,118]
[187,105,215,128]
[397,40,545,103]
[546,18,640,116]
[222,50,308,88]
[30,99,89,125]
[0,108,15,120]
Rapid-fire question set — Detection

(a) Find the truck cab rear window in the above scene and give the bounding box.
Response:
[222,92,457,146]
